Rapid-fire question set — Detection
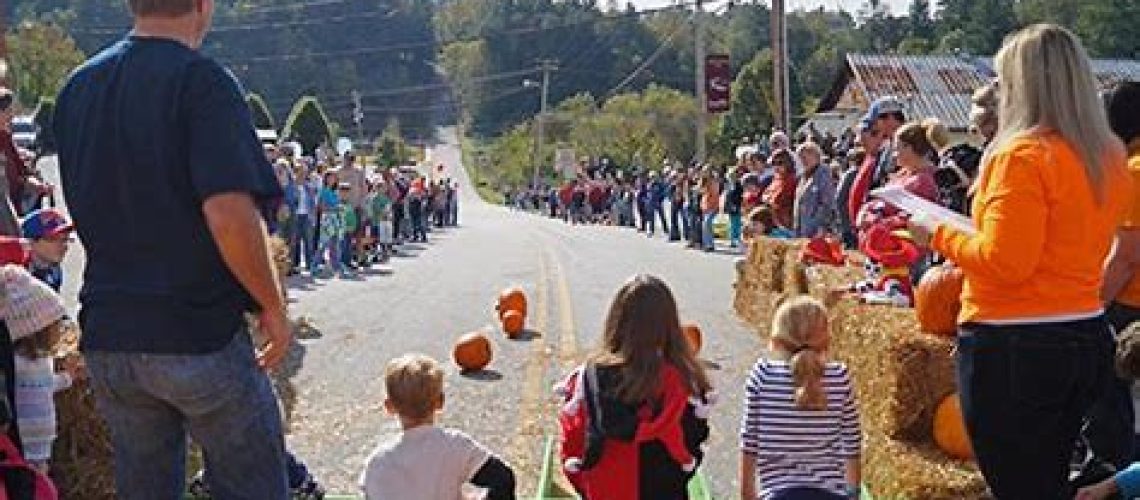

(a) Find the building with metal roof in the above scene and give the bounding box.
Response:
[809,53,1140,135]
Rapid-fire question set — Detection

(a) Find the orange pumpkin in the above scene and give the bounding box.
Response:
[453,333,492,372]
[933,393,974,460]
[682,324,703,354]
[915,265,965,337]
[502,310,526,338]
[496,287,528,319]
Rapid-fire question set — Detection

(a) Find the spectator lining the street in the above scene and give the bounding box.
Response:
[763,150,798,230]
[724,168,745,248]
[20,208,73,292]
[0,88,50,237]
[317,172,344,276]
[1088,79,1140,486]
[740,296,861,500]
[360,354,516,500]
[556,275,714,499]
[793,141,836,239]
[1076,322,1140,500]
[699,168,720,252]
[1,265,81,474]
[908,24,1131,498]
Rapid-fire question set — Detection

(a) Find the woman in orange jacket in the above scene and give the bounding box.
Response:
[909,25,1132,499]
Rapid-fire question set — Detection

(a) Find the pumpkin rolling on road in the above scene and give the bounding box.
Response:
[453,332,493,372]
[683,324,703,354]
[501,310,526,338]
[496,287,528,319]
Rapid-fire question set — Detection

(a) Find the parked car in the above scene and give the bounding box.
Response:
[12,116,37,151]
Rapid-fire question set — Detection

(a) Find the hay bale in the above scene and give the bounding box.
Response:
[52,325,116,500]
[827,299,957,440]
[863,433,989,499]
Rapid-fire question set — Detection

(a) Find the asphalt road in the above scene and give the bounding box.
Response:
[42,128,765,498]
[284,128,764,498]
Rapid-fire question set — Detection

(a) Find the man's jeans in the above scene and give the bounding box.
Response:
[86,333,288,500]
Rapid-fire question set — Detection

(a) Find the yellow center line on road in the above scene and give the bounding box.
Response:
[550,252,579,370]
[504,247,553,494]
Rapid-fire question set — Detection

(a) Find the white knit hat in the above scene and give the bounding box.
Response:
[0,264,66,340]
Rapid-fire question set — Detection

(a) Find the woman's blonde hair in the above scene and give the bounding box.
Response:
[923,118,951,153]
[988,24,1124,202]
[771,296,830,410]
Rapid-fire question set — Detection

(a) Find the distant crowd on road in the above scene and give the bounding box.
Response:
[263,145,460,279]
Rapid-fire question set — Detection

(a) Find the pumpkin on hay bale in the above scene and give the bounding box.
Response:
[914,265,965,338]
[934,393,974,461]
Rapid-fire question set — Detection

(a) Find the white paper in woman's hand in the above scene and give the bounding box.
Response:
[871,185,977,236]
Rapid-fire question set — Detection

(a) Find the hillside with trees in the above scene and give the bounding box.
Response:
[4,0,1137,172]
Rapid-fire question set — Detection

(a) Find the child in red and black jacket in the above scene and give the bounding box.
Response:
[555,275,715,500]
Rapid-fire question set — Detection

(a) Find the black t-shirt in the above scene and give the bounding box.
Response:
[54,36,282,354]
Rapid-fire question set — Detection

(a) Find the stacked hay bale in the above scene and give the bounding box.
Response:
[52,324,115,500]
[733,238,988,499]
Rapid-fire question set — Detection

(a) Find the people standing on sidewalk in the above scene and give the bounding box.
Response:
[1086,80,1140,486]
[53,0,292,496]
[763,151,797,231]
[317,172,345,277]
[908,24,1131,499]
[699,168,720,252]
[0,89,50,237]
[793,141,836,239]
[291,161,318,273]
[723,168,744,248]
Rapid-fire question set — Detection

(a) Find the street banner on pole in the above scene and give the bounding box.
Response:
[555,148,577,181]
[705,54,732,114]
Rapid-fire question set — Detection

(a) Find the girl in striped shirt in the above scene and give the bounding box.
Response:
[740,296,861,500]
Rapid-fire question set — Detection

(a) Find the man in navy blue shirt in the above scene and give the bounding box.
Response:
[53,0,291,497]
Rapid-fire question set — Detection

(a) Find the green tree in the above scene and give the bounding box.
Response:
[281,96,334,155]
[374,118,409,168]
[1075,0,1140,58]
[246,93,276,131]
[5,21,85,107]
[898,36,935,55]
[720,49,775,146]
[906,0,935,39]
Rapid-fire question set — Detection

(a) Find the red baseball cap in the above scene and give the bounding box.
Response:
[20,208,74,240]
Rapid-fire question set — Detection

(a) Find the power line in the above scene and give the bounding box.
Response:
[71,8,399,35]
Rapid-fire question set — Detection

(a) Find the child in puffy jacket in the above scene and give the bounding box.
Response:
[555,275,714,499]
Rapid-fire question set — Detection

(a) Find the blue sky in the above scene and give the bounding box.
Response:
[629,0,912,15]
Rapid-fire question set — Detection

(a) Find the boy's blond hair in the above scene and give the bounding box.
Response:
[385,354,444,421]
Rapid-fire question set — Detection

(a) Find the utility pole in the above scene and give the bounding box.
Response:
[772,0,790,133]
[694,0,707,163]
[0,0,9,87]
[531,59,557,188]
[351,89,364,146]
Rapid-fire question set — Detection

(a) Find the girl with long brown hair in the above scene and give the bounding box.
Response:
[556,275,714,499]
[740,296,861,500]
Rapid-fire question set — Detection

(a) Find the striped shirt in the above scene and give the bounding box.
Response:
[740,359,861,499]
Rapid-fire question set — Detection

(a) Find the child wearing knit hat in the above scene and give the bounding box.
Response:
[0,264,82,473]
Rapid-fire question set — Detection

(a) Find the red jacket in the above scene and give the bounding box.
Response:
[0,130,31,204]
[556,363,712,500]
